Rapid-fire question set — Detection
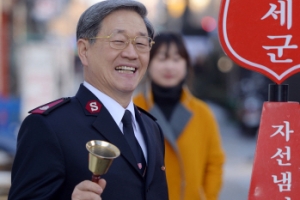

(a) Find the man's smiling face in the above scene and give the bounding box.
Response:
[79,9,150,101]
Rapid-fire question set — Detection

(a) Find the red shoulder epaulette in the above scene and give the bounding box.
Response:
[136,106,157,121]
[29,97,71,115]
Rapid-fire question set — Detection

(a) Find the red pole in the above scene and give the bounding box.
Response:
[0,7,10,97]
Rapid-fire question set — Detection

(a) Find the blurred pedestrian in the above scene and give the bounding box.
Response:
[8,1,168,199]
[134,32,225,200]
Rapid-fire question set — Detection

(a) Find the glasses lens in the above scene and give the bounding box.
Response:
[109,33,128,50]
[109,33,152,52]
[135,36,152,52]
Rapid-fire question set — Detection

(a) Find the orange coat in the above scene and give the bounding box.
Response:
[134,87,225,200]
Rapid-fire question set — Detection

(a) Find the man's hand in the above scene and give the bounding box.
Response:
[72,179,106,200]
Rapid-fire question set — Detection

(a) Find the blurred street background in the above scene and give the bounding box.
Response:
[1,0,300,199]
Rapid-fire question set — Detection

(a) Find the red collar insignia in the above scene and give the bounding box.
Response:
[85,100,102,114]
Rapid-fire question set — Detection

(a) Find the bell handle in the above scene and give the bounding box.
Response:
[92,174,101,183]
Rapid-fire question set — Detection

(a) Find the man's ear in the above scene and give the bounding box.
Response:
[77,39,89,66]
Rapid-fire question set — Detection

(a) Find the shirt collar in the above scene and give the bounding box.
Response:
[83,81,137,128]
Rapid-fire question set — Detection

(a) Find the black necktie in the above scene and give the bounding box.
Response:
[122,110,146,175]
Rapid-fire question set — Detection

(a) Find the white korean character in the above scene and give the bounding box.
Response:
[262,35,298,63]
[272,172,292,192]
[261,0,292,29]
[271,146,291,166]
[271,121,294,142]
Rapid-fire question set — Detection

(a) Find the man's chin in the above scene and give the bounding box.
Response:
[119,86,135,94]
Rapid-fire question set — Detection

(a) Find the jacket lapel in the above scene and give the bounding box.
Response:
[92,108,143,174]
[76,84,142,175]
[149,104,191,150]
[135,107,156,185]
[149,105,177,149]
[170,103,192,139]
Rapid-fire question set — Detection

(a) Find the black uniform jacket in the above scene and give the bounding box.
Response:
[8,84,168,200]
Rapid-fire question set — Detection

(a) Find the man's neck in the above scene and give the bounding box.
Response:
[83,81,132,108]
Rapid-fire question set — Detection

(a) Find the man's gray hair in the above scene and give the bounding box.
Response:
[76,0,154,42]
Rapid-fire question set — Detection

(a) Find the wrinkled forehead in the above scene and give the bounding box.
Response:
[111,29,148,37]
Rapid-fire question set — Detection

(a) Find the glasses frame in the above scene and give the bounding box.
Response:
[86,32,155,52]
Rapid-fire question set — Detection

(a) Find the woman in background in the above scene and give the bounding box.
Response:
[134,32,225,200]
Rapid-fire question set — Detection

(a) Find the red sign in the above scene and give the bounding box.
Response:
[248,102,300,200]
[219,0,300,84]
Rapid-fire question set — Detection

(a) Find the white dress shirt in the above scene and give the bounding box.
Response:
[83,81,147,162]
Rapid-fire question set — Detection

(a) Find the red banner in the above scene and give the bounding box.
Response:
[248,102,300,200]
[219,0,300,84]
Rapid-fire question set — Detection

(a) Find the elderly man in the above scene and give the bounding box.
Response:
[8,1,168,199]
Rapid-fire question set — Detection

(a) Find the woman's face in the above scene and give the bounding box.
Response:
[148,43,187,87]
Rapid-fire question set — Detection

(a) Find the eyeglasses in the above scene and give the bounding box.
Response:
[87,32,155,53]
